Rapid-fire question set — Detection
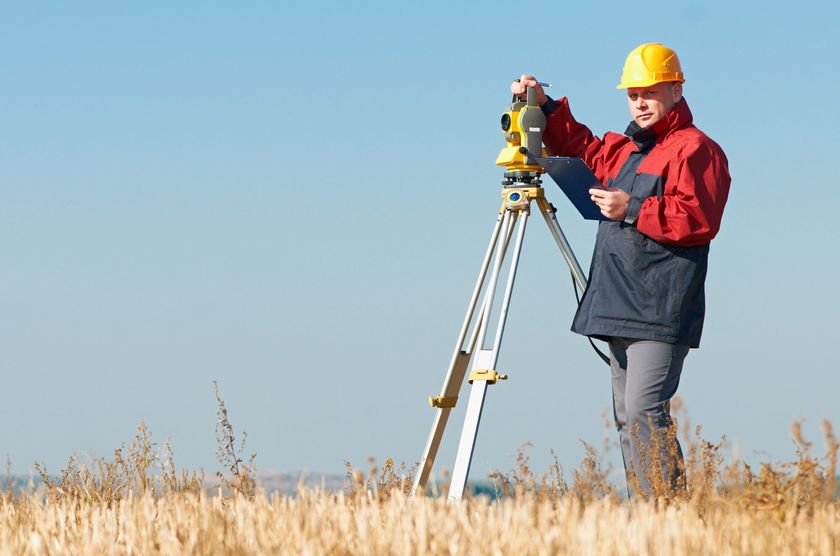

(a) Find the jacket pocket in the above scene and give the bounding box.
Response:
[604,226,680,324]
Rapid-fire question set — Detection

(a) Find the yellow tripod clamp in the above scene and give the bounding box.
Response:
[468,369,508,384]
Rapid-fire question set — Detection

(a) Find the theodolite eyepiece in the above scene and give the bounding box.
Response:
[501,113,511,132]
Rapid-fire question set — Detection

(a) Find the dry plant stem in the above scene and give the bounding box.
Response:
[31,421,204,506]
[2,456,11,499]
[489,442,617,505]
[343,457,416,499]
[213,380,257,499]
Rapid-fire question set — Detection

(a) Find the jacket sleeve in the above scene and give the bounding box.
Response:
[542,97,629,185]
[631,141,731,246]
[542,97,595,157]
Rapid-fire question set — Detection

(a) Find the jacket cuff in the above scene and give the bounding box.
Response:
[624,196,643,225]
[541,96,558,116]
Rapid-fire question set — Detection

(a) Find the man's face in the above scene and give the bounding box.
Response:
[626,82,683,129]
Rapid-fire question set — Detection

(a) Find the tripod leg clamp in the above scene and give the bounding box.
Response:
[468,369,508,384]
[429,395,458,408]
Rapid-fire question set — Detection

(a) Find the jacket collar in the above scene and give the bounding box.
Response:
[624,98,693,151]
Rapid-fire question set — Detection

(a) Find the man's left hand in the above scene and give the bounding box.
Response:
[590,187,630,221]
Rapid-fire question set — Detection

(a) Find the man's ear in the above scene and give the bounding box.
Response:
[673,82,683,102]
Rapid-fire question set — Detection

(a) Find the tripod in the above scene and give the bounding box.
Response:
[410,178,589,500]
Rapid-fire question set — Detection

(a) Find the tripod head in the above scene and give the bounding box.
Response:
[495,83,549,187]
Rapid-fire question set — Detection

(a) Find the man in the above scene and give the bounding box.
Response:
[512,43,730,495]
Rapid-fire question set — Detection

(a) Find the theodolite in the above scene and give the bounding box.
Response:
[410,83,591,500]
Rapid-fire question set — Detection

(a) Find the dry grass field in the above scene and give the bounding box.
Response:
[2,488,839,555]
[2,394,838,555]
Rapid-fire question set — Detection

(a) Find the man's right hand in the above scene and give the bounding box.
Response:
[510,75,548,106]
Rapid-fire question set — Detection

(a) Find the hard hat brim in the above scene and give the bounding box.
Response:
[616,77,685,90]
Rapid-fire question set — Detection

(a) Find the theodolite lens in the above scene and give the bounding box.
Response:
[500,113,511,132]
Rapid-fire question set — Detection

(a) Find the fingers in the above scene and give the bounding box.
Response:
[520,74,537,87]
[591,189,614,215]
[590,189,629,221]
[511,74,540,97]
[590,189,604,212]
[593,200,611,218]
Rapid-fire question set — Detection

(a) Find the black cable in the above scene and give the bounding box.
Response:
[571,272,611,366]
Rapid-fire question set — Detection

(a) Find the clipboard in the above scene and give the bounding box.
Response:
[536,157,609,221]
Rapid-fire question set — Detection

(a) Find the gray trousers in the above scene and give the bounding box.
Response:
[609,337,689,496]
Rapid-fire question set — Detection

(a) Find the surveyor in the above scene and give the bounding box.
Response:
[512,43,731,495]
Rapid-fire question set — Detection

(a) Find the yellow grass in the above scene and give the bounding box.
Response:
[1,490,839,555]
[2,393,837,554]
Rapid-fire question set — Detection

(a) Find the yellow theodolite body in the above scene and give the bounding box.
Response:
[495,88,548,174]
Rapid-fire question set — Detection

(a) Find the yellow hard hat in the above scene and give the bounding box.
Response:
[617,43,685,89]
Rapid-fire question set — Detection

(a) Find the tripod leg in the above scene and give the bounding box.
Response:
[410,209,510,498]
[537,199,588,292]
[465,209,518,356]
[448,209,529,500]
[471,211,517,351]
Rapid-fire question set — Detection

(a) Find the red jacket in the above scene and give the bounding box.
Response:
[542,96,731,346]
[542,97,730,246]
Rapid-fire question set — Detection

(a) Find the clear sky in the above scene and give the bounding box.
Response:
[2,1,839,480]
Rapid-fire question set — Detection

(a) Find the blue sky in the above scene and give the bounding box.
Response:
[2,1,839,480]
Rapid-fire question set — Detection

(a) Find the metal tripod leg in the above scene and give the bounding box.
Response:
[448,209,529,500]
[410,209,512,498]
[410,190,589,500]
[537,198,587,293]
